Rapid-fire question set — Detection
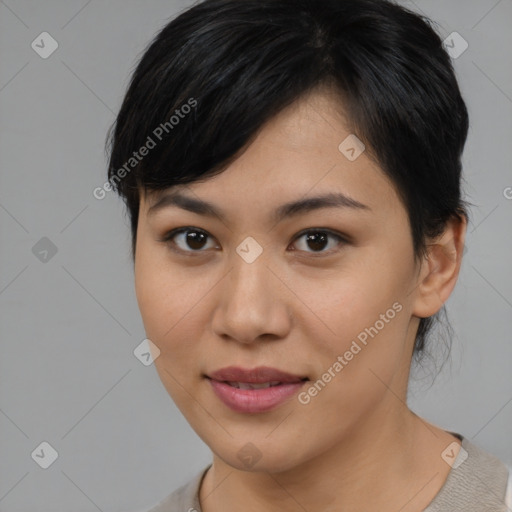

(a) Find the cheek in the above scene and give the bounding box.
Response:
[135,266,192,345]
[134,239,182,355]
[135,235,186,334]
[134,246,214,368]
[134,252,163,337]
[134,253,208,409]
[299,259,406,347]
[297,293,408,437]
[295,254,411,400]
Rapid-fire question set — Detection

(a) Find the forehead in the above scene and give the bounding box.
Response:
[141,89,404,223]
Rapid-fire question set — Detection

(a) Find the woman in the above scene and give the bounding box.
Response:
[105,0,511,510]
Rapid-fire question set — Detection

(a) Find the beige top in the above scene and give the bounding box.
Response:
[145,433,511,512]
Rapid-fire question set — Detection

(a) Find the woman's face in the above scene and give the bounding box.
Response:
[134,89,428,472]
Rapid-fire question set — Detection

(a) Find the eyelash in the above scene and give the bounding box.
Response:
[159,226,348,258]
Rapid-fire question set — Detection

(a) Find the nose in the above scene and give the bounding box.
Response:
[211,248,292,344]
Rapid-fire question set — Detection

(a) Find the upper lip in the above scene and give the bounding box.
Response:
[207,366,308,383]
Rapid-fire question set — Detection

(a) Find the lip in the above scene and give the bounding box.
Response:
[206,366,309,414]
[207,365,308,383]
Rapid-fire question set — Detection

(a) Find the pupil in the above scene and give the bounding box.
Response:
[183,231,329,251]
[187,231,206,250]
[307,232,328,251]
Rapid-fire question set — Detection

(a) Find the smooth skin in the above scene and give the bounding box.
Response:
[134,85,467,512]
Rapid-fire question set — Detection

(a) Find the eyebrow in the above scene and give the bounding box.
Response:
[147,190,371,223]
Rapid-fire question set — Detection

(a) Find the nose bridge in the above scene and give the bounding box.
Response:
[228,242,273,313]
[212,240,290,342]
[228,233,271,292]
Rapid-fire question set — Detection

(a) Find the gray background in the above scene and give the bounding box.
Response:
[0,0,511,511]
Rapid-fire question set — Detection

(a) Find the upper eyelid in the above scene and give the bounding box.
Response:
[162,226,347,252]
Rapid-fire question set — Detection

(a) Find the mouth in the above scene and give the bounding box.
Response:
[217,381,297,389]
[204,366,309,413]
[205,365,309,385]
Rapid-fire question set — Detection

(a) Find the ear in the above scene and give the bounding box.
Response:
[412,215,467,319]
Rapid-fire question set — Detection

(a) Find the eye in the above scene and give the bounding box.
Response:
[160,227,218,255]
[160,226,347,257]
[290,229,346,256]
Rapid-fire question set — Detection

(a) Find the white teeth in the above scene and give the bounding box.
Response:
[227,381,281,389]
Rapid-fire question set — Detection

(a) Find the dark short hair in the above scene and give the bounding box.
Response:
[105,0,469,357]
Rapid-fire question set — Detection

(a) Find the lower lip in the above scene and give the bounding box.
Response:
[207,378,307,413]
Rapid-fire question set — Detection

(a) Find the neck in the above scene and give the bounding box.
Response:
[199,400,459,512]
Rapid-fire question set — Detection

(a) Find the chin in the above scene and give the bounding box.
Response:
[211,437,309,474]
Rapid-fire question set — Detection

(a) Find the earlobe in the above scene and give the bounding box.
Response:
[412,215,467,319]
